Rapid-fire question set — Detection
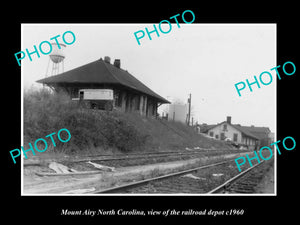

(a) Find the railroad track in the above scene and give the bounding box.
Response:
[93,160,233,194]
[208,159,274,194]
[24,150,273,194]
[23,150,202,166]
[24,149,247,167]
[92,158,273,194]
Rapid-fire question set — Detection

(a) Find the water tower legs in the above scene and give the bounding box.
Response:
[45,57,64,77]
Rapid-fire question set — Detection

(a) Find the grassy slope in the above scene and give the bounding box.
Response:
[24,89,233,156]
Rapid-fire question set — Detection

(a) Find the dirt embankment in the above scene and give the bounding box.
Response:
[24,89,234,158]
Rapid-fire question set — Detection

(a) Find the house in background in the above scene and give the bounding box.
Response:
[199,116,272,151]
[37,56,170,117]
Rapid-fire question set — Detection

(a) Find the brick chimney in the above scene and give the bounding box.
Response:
[226,116,231,124]
[114,59,121,68]
[104,56,111,63]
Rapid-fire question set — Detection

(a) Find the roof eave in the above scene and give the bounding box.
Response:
[38,80,170,103]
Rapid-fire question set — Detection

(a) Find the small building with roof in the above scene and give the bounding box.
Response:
[198,116,271,151]
[36,56,170,117]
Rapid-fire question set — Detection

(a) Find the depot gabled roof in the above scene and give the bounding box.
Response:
[36,58,170,103]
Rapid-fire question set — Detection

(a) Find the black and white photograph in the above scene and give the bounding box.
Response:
[4,6,298,224]
[21,24,276,195]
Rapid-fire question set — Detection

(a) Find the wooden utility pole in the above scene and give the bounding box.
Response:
[173,110,175,121]
[187,93,191,126]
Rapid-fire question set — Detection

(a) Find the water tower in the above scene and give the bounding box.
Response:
[45,43,66,77]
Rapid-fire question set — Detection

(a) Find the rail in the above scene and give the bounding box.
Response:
[24,149,249,166]
[207,160,266,194]
[93,160,232,194]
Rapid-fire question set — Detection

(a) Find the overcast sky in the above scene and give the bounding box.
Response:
[22,24,276,132]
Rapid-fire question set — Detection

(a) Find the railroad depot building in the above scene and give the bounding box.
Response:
[37,56,170,117]
[199,116,272,151]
